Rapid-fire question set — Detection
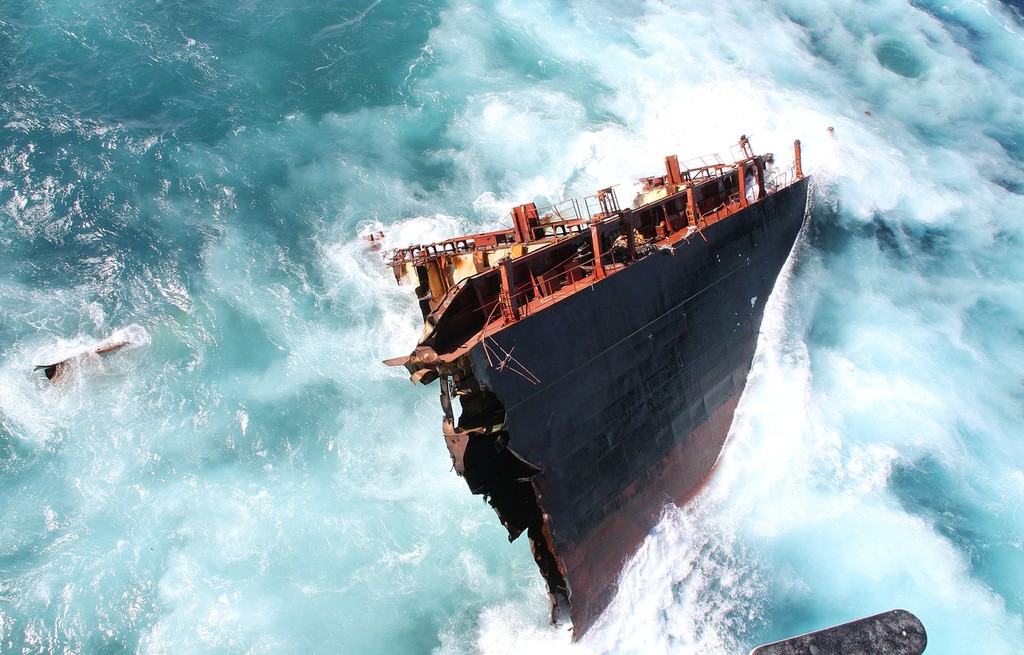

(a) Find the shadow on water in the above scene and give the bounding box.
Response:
[864,214,955,266]
[997,0,1024,23]
[808,194,961,270]
[910,1,988,64]
[888,450,1024,618]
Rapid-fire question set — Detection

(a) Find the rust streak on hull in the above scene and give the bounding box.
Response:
[545,393,739,634]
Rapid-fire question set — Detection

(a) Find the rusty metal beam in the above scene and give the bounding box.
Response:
[499,256,519,321]
[512,203,539,243]
[589,223,605,280]
[665,155,683,186]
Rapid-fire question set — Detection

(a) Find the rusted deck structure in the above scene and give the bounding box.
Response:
[386,137,811,637]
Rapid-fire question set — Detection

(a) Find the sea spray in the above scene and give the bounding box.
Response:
[2,0,1023,653]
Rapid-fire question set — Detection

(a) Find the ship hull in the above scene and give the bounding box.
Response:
[468,176,811,634]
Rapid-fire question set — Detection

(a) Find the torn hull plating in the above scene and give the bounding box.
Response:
[386,140,811,638]
[465,176,811,634]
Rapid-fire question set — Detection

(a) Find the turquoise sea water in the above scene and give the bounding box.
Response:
[2,0,1023,653]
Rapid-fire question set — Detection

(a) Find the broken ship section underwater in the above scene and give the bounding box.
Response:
[385,137,811,637]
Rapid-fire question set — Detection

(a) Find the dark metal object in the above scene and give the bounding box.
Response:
[464,177,811,634]
[386,138,811,638]
[751,609,928,655]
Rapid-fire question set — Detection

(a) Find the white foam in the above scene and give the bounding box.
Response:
[403,0,1024,648]
[5,0,1024,651]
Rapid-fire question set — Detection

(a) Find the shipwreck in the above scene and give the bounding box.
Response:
[385,136,811,636]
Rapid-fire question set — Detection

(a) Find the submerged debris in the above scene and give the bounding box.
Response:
[35,340,130,383]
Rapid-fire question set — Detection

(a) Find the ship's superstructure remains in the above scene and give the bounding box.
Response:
[386,137,811,636]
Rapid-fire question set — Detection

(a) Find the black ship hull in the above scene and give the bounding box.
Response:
[466,176,811,633]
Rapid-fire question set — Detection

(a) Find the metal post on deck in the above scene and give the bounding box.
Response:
[624,210,636,262]
[665,155,683,186]
[755,157,766,199]
[794,140,804,180]
[738,162,748,208]
[589,223,605,280]
[511,203,539,243]
[498,257,519,321]
[597,188,617,216]
[739,134,754,159]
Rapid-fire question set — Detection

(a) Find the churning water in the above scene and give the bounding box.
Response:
[1,1,1022,653]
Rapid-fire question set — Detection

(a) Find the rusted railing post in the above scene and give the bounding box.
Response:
[498,257,519,321]
[589,223,605,280]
